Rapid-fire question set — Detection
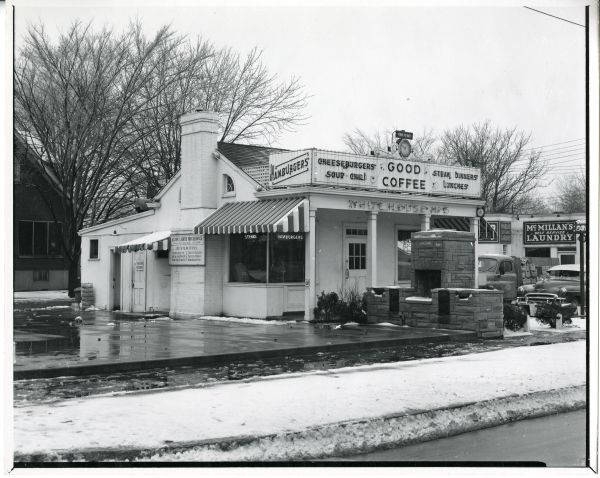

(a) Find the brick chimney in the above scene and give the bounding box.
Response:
[179,110,219,209]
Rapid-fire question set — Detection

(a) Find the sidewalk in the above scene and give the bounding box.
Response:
[14,340,586,461]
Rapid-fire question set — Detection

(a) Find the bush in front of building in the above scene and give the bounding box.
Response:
[503,303,528,331]
[535,300,576,328]
[314,291,340,322]
[313,288,368,324]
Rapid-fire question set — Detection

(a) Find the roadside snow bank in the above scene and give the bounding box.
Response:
[14,340,586,458]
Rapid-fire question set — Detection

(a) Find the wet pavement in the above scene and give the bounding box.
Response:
[13,305,473,375]
[13,297,586,407]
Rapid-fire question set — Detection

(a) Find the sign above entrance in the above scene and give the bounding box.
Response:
[523,221,576,245]
[169,234,205,265]
[268,149,481,199]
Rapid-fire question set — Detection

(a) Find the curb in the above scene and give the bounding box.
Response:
[14,385,586,463]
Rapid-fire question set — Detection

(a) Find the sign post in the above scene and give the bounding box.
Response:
[577,222,586,317]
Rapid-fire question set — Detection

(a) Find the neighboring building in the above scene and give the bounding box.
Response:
[79,110,484,319]
[13,139,69,291]
[477,212,586,274]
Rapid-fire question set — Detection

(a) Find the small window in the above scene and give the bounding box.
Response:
[502,261,513,273]
[223,174,235,196]
[89,239,99,259]
[33,270,49,282]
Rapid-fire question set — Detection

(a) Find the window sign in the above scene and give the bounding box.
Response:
[523,221,576,244]
[499,221,512,244]
[169,234,205,265]
[478,220,499,243]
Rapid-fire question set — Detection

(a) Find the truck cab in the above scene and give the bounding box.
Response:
[478,255,538,302]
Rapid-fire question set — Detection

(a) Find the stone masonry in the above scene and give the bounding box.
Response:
[366,229,504,338]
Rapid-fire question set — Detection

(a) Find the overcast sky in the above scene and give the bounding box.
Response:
[14,1,587,190]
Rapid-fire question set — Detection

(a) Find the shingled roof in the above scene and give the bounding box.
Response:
[217,141,288,185]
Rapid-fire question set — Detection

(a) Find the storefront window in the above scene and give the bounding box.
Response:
[397,229,415,281]
[269,233,305,283]
[229,233,268,282]
[229,233,305,283]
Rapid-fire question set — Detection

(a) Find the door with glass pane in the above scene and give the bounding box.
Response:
[343,227,368,292]
[132,250,146,313]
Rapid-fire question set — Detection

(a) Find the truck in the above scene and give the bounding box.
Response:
[477,254,538,303]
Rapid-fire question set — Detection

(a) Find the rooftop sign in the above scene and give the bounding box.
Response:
[268,149,481,199]
[523,221,577,245]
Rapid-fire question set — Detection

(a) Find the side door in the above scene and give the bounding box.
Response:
[343,226,368,292]
[131,250,147,313]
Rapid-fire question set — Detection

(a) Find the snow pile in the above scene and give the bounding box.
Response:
[14,340,585,456]
[200,316,297,326]
[503,329,532,337]
[85,306,102,311]
[14,290,70,302]
[528,316,587,333]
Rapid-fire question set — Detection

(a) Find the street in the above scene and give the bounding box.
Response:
[326,409,586,466]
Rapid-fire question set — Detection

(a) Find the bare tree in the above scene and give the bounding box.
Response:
[15,21,310,294]
[127,45,309,192]
[438,121,547,213]
[14,22,204,294]
[554,172,586,213]
[343,127,437,161]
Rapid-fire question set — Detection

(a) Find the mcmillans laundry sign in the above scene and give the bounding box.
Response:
[268,149,481,198]
[523,221,577,244]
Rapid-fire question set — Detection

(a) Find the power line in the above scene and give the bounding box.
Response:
[523,6,585,28]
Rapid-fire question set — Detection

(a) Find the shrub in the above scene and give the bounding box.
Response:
[536,300,576,328]
[313,288,368,324]
[313,291,339,322]
[503,303,528,331]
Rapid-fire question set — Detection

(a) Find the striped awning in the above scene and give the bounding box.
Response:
[115,231,171,253]
[431,216,471,232]
[195,198,308,234]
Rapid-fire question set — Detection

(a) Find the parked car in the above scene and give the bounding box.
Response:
[478,255,538,302]
[519,264,584,317]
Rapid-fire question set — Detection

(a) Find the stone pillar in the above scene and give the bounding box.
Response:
[305,209,317,321]
[367,211,378,287]
[420,213,431,231]
[470,217,479,288]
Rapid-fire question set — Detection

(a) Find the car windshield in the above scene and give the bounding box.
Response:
[478,258,497,272]
[548,269,580,281]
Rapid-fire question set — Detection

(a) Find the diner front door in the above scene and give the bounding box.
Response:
[343,233,368,293]
[132,250,146,313]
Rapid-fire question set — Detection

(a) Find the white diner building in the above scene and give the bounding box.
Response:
[79,111,484,320]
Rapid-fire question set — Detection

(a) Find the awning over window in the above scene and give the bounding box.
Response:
[115,230,171,253]
[431,216,471,232]
[195,198,308,234]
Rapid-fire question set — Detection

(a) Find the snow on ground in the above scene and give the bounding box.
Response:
[14,340,585,455]
[201,316,297,326]
[503,329,533,337]
[13,290,70,302]
[528,316,587,333]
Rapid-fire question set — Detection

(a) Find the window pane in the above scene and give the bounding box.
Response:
[90,239,99,259]
[49,223,62,256]
[18,221,33,256]
[397,230,416,281]
[33,222,48,256]
[229,233,267,283]
[268,233,305,283]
